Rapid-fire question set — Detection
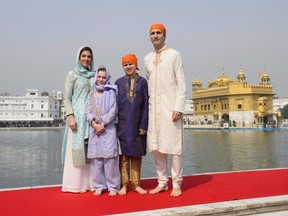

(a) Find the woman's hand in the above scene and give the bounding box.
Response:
[68,115,77,132]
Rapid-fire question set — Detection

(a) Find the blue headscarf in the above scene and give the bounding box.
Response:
[74,46,95,79]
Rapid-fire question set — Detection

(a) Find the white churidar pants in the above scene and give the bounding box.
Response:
[153,150,183,189]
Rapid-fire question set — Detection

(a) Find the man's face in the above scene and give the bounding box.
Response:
[150,29,165,47]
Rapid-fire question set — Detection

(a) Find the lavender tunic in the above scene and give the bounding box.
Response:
[86,88,119,158]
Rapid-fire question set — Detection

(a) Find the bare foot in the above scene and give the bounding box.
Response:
[134,186,147,194]
[170,188,182,197]
[108,191,117,196]
[149,185,168,194]
[118,186,127,195]
[94,189,102,196]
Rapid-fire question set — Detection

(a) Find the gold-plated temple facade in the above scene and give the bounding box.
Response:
[191,69,282,128]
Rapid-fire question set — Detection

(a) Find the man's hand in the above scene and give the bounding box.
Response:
[172,111,183,122]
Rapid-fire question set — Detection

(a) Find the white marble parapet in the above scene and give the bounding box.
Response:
[111,195,288,216]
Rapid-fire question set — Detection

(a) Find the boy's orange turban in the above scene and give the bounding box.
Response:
[122,54,139,70]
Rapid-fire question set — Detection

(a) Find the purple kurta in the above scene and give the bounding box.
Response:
[115,74,149,156]
[86,89,119,158]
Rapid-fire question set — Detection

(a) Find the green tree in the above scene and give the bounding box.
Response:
[281,104,288,119]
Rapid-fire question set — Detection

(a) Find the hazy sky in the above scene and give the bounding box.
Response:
[1,0,287,98]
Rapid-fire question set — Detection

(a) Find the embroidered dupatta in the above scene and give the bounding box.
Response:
[61,46,95,166]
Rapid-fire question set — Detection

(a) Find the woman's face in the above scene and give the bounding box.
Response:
[96,70,107,85]
[79,50,92,69]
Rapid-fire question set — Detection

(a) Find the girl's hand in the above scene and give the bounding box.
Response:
[93,122,105,135]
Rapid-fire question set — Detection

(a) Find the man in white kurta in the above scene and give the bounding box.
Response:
[144,23,186,197]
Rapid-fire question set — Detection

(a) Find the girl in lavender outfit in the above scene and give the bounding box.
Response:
[86,65,120,196]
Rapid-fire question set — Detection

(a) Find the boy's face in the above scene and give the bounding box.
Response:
[123,62,137,77]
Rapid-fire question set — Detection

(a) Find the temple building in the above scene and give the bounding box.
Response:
[191,68,282,128]
[0,89,63,127]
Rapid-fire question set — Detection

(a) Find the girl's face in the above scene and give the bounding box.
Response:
[96,70,107,85]
[123,62,137,77]
[79,50,92,69]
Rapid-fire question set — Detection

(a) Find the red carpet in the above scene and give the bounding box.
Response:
[1,168,288,216]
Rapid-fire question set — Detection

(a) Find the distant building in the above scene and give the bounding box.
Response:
[273,96,288,112]
[191,68,282,128]
[0,89,63,127]
[183,99,194,126]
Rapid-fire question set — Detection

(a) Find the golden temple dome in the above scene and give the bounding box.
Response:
[215,72,232,82]
[262,71,270,79]
[192,79,202,85]
[237,69,245,76]
[192,79,203,88]
[208,71,233,87]
[261,71,271,84]
[237,69,246,81]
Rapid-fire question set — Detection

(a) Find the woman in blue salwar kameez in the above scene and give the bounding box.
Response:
[61,46,95,193]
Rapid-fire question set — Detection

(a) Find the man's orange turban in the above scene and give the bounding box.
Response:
[150,23,166,36]
[122,54,139,70]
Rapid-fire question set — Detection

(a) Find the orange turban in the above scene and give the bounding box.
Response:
[150,23,166,36]
[122,54,139,70]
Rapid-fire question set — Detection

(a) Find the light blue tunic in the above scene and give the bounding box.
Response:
[61,46,95,167]
[86,89,119,158]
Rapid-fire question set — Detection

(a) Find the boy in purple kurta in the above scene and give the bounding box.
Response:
[115,54,149,195]
[86,65,120,196]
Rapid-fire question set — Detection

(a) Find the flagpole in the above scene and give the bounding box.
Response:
[258,67,261,83]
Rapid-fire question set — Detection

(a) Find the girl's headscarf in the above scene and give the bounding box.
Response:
[94,65,117,93]
[74,46,95,78]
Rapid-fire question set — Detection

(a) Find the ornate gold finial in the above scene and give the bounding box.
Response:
[261,67,270,84]
[237,67,246,81]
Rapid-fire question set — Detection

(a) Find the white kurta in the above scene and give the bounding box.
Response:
[144,46,186,155]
